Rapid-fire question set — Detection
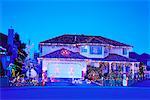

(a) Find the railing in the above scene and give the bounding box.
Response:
[91,78,149,87]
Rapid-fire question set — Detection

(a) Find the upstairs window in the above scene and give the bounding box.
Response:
[52,46,55,48]
[123,48,127,55]
[81,46,88,53]
[90,46,102,55]
[104,47,109,54]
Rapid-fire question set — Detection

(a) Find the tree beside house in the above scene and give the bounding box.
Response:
[0,28,27,78]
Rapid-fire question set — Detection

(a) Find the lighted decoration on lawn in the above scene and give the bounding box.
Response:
[26,68,37,78]
[7,63,17,77]
[123,74,128,86]
[42,71,48,86]
[25,40,35,79]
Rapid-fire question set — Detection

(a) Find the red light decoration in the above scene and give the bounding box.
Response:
[61,49,70,56]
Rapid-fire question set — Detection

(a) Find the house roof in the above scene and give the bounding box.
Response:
[41,48,88,59]
[129,52,140,59]
[129,52,150,65]
[103,53,137,62]
[40,34,132,47]
[129,52,150,60]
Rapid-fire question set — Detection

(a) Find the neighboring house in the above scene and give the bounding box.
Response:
[38,34,139,79]
[139,53,150,70]
[0,33,10,71]
[129,52,150,79]
[129,52,150,70]
[0,28,17,72]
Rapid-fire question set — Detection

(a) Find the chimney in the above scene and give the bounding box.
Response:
[8,26,14,47]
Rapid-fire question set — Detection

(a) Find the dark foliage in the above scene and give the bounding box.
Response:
[0,61,5,76]
[139,62,145,79]
[13,33,28,76]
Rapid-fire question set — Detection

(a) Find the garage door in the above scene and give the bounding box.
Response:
[47,63,83,78]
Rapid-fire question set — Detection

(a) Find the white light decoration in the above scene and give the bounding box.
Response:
[69,67,74,77]
[55,67,60,73]
[55,67,60,76]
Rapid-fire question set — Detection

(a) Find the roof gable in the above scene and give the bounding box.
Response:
[41,48,87,59]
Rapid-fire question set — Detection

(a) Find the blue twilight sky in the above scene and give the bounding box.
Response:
[0,0,150,55]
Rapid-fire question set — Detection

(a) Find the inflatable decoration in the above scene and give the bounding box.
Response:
[26,68,37,78]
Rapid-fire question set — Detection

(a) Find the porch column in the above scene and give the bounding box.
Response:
[109,62,112,73]
[123,63,126,73]
[131,62,135,79]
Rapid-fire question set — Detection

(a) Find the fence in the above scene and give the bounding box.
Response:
[0,77,148,87]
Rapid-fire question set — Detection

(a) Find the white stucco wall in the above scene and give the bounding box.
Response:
[40,44,132,59]
[40,45,105,58]
[109,47,132,58]
[41,45,80,56]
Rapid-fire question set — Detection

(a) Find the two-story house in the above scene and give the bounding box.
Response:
[38,34,139,79]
